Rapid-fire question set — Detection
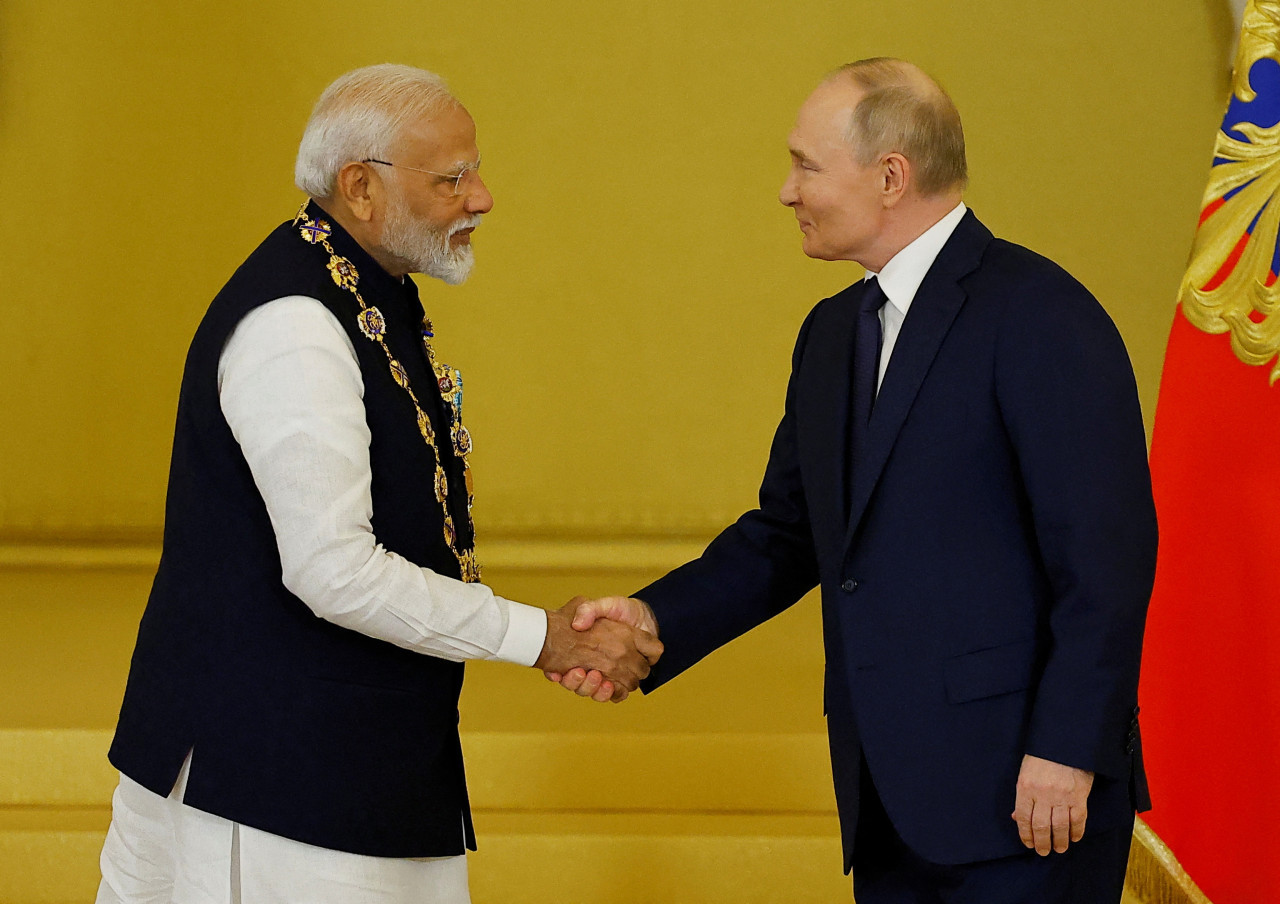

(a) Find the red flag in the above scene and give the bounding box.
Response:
[1140,3,1280,900]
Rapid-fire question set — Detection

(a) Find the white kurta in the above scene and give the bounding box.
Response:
[98,294,549,903]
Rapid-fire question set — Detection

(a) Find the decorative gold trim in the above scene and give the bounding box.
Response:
[1126,817,1214,904]
[1180,0,1280,383]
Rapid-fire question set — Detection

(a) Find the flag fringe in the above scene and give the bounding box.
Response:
[1126,817,1213,904]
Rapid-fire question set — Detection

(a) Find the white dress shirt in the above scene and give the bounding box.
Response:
[217,294,548,666]
[867,202,968,392]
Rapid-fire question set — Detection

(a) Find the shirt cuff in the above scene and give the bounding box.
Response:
[492,600,548,667]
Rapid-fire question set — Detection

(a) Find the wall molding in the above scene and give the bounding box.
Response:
[0,728,835,813]
[0,535,712,573]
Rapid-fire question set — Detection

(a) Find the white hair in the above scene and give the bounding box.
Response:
[294,64,458,199]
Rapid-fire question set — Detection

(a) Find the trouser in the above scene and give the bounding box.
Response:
[96,753,471,904]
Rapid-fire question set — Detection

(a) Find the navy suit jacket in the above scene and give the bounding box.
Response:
[638,210,1157,869]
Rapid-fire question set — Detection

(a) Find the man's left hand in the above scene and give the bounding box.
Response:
[1011,754,1094,856]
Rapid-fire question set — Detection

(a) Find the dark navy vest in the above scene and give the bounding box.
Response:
[109,203,478,857]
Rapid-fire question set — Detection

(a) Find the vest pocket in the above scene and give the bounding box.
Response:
[943,637,1036,704]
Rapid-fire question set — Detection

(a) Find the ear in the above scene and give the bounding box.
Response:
[880,152,910,208]
[334,161,380,223]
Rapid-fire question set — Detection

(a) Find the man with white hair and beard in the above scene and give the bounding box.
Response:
[96,64,661,904]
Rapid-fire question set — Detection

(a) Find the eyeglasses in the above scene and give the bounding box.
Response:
[362,157,481,196]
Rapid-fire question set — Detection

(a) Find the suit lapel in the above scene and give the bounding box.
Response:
[841,211,993,551]
[814,282,862,530]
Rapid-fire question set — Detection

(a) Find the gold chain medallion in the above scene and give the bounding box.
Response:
[294,204,480,581]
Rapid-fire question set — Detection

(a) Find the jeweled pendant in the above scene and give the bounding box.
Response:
[327,255,359,291]
[389,358,410,389]
[459,549,481,582]
[357,307,386,341]
[299,219,332,244]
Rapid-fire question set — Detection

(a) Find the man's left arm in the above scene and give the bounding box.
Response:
[550,302,829,702]
[994,269,1158,851]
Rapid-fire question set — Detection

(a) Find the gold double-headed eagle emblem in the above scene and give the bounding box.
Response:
[1182,0,1280,384]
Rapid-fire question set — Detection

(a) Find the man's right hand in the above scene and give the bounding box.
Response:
[544,596,660,703]
[534,597,662,702]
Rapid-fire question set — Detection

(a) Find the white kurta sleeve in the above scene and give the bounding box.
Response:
[216,295,547,666]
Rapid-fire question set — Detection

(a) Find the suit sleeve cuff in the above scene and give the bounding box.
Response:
[492,600,548,667]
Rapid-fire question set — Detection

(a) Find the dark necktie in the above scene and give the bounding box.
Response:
[853,277,889,431]
[844,276,885,522]
[848,277,889,518]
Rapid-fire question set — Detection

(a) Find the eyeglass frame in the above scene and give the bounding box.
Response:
[361,157,482,196]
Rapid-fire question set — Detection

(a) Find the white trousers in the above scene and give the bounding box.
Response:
[96,754,471,904]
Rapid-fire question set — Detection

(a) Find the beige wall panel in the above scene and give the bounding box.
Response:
[0,0,1225,539]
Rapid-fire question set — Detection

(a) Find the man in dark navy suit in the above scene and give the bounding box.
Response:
[552,58,1156,902]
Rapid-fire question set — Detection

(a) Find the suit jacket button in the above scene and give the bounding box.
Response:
[841,579,858,593]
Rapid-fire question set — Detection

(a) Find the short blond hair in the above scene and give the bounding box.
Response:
[832,58,967,196]
[295,64,459,199]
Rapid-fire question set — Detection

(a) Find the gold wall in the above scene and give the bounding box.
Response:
[0,1,1231,901]
[0,0,1228,544]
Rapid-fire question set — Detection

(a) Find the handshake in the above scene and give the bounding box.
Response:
[534,596,662,703]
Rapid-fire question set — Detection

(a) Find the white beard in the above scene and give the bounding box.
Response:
[381,190,481,285]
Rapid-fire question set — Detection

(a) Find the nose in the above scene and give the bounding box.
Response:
[466,173,494,214]
[779,171,799,207]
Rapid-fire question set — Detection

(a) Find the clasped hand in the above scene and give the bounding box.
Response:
[537,596,659,702]
[535,596,661,703]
